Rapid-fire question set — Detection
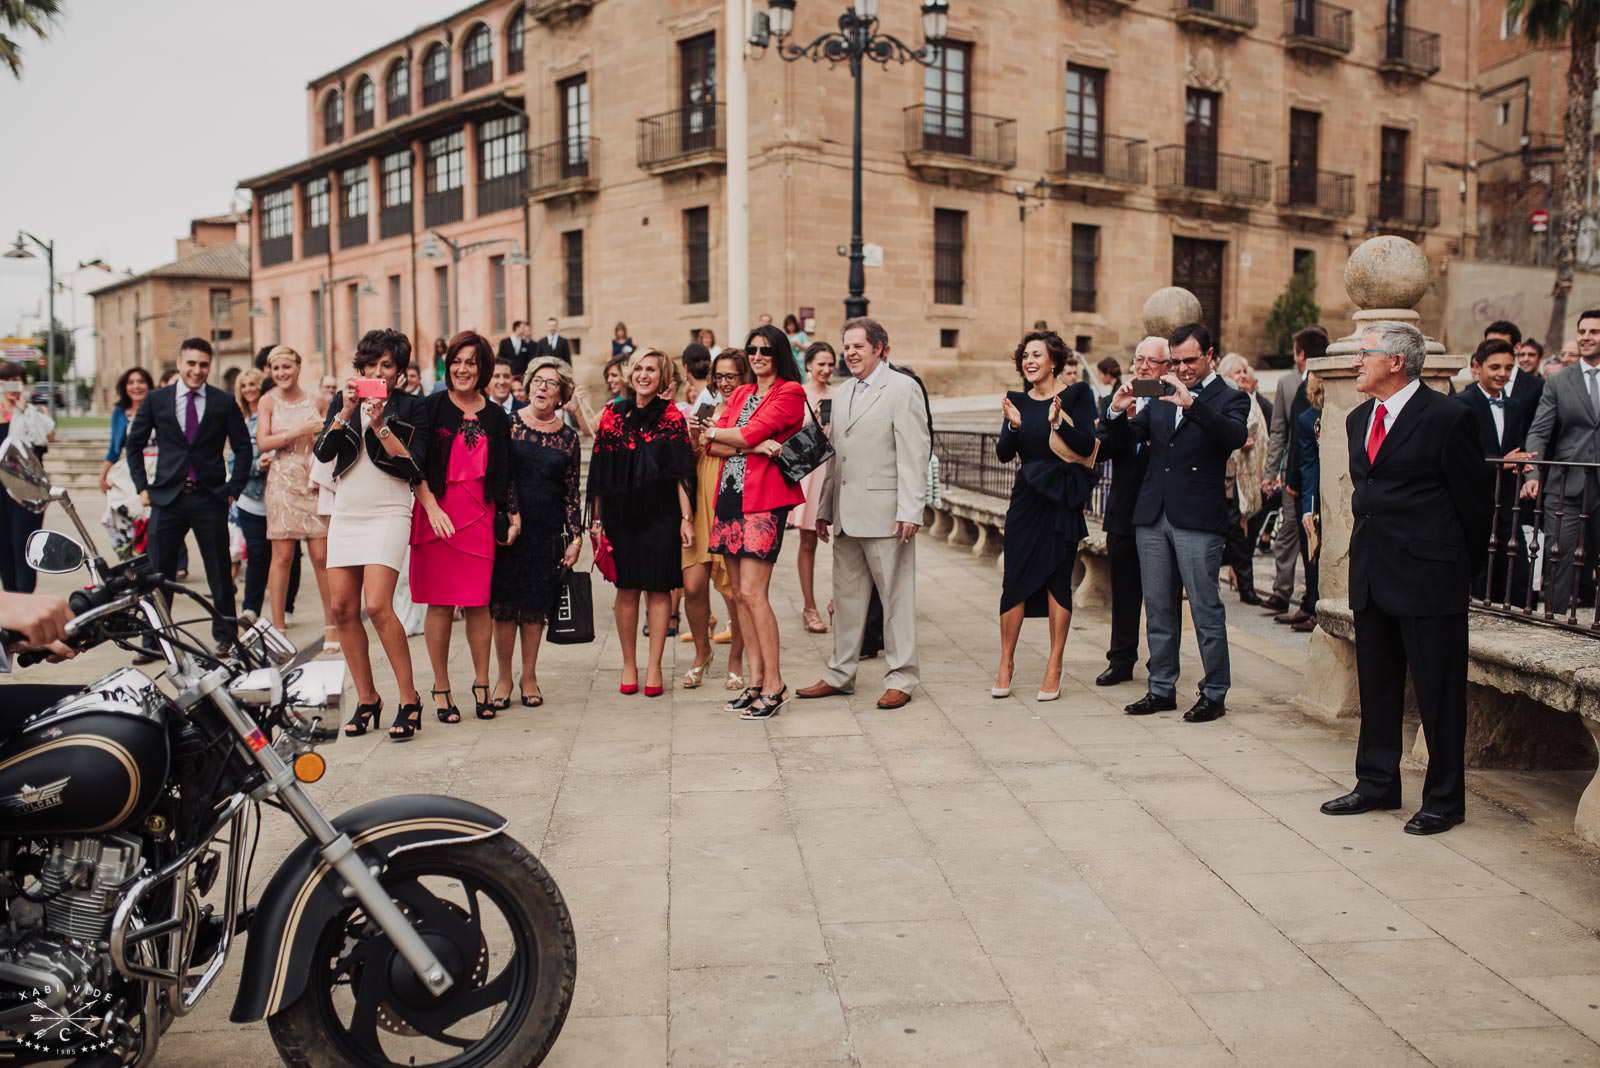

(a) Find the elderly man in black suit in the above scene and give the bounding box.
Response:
[125,338,252,647]
[1103,322,1251,723]
[1095,336,1167,687]
[1322,321,1491,835]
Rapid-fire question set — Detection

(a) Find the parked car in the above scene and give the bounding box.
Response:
[29,381,67,409]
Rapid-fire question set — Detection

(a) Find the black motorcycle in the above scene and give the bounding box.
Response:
[0,443,575,1066]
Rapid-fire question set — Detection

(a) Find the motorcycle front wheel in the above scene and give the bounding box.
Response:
[266,834,576,1068]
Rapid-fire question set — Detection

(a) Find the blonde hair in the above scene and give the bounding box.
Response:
[622,347,680,403]
[266,344,302,368]
[235,368,264,414]
[1306,372,1325,410]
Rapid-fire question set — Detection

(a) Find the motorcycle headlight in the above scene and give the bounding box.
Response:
[228,667,282,708]
[280,660,349,743]
[238,619,297,667]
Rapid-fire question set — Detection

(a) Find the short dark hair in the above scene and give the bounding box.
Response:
[1096,356,1123,380]
[1518,337,1545,358]
[115,366,155,409]
[1013,331,1071,378]
[493,357,515,373]
[1167,322,1213,356]
[745,325,801,383]
[842,316,889,351]
[783,313,801,334]
[0,360,24,381]
[253,345,275,371]
[355,328,413,374]
[681,343,711,381]
[1484,320,1522,345]
[805,340,836,366]
[511,320,525,332]
[1293,326,1329,362]
[1577,309,1600,330]
[1472,338,1516,365]
[445,331,495,392]
[179,337,213,358]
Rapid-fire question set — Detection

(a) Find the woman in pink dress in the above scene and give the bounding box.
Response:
[788,341,837,633]
[411,332,517,725]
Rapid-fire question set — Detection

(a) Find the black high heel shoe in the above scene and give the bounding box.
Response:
[489,680,512,713]
[389,698,423,741]
[473,682,496,720]
[432,687,461,724]
[345,697,382,736]
[741,687,788,720]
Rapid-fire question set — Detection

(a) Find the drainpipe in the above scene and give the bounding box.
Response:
[725,0,750,345]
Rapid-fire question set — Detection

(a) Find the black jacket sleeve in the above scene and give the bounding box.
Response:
[223,395,253,500]
[1184,385,1250,452]
[1442,404,1494,574]
[125,395,154,493]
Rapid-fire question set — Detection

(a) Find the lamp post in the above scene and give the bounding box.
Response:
[753,0,951,320]
[4,231,57,419]
[415,231,530,339]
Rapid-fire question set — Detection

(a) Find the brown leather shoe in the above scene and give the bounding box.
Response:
[797,680,851,699]
[1290,616,1316,632]
[1275,610,1312,625]
[876,688,911,709]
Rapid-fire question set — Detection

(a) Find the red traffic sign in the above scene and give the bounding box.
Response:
[1531,209,1550,233]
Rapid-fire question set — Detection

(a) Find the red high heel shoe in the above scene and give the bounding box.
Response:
[644,683,665,698]
[620,682,639,695]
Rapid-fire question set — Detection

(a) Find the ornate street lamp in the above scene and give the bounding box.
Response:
[754,1,951,319]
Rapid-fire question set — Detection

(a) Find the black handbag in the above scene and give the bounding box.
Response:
[546,564,595,645]
[776,394,834,484]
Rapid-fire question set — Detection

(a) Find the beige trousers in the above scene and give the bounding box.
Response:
[824,533,919,694]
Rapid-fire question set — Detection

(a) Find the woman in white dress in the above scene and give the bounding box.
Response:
[313,329,430,742]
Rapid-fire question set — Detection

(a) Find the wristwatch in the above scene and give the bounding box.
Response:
[375,425,393,440]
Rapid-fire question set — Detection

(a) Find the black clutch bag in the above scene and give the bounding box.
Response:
[494,510,512,544]
[776,394,834,484]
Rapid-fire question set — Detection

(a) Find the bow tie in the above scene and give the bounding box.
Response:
[1486,396,1506,408]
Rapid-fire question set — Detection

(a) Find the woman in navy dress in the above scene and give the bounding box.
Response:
[992,331,1097,702]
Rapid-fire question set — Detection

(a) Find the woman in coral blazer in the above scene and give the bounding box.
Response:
[695,323,807,720]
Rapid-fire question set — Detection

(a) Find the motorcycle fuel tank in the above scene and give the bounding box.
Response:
[0,668,171,835]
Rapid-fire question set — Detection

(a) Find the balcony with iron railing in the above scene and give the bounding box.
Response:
[1275,166,1354,218]
[1282,0,1351,56]
[1174,0,1256,33]
[1378,23,1440,78]
[478,167,529,214]
[529,138,600,202]
[339,215,369,249]
[637,104,725,177]
[1154,145,1271,204]
[1044,130,1146,191]
[423,187,464,227]
[903,105,1017,180]
[1368,182,1439,229]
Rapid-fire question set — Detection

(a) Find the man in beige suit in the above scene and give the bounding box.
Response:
[798,318,931,709]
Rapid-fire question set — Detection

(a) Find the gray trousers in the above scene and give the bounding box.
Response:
[1540,495,1600,616]
[1269,487,1300,603]
[1135,513,1231,702]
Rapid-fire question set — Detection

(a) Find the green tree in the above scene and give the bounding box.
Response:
[1508,0,1600,349]
[1264,258,1320,357]
[0,0,61,77]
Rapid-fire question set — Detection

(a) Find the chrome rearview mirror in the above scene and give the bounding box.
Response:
[0,438,52,513]
[24,529,87,574]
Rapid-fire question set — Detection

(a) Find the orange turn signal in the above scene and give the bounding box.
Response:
[293,752,327,784]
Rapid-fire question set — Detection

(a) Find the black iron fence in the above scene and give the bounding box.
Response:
[1380,24,1441,75]
[932,429,1110,521]
[1368,182,1440,228]
[1046,130,1147,184]
[637,104,724,168]
[904,105,1017,170]
[1175,0,1257,28]
[1276,166,1354,214]
[1478,458,1600,636]
[1283,0,1351,51]
[529,138,597,196]
[1155,146,1271,202]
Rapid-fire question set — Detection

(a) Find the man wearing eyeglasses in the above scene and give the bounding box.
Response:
[1094,337,1168,687]
[1320,321,1489,836]
[1103,322,1250,723]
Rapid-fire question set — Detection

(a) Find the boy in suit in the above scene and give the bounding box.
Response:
[1457,339,1535,605]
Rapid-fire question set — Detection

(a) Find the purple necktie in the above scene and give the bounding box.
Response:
[184,388,199,481]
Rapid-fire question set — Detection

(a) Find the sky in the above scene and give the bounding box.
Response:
[0,0,447,363]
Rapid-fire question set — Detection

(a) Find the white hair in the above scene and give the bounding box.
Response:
[1361,321,1427,380]
[1134,336,1170,360]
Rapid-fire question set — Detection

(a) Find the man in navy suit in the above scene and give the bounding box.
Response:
[1483,320,1545,413]
[1457,338,1535,606]
[1321,321,1490,835]
[126,338,252,647]
[1094,336,1167,687]
[1103,322,1251,722]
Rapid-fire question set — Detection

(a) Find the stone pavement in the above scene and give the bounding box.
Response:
[15,497,1600,1067]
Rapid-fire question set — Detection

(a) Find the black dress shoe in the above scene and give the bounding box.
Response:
[1238,590,1262,606]
[1095,666,1133,687]
[1320,791,1401,816]
[1259,594,1290,614]
[1183,696,1227,723]
[1124,692,1177,715]
[1403,811,1463,836]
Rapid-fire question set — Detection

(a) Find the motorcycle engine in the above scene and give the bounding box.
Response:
[0,834,141,1029]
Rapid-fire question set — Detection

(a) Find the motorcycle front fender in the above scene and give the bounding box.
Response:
[229,793,508,1023]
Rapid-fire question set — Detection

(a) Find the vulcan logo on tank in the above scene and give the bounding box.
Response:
[2,777,70,814]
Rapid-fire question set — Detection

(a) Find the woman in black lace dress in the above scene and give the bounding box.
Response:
[489,357,583,709]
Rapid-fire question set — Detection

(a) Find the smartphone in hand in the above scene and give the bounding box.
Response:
[818,399,832,425]
[1131,378,1165,399]
[354,378,389,400]
[694,403,717,423]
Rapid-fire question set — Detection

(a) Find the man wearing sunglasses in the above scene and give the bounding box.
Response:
[1104,321,1250,723]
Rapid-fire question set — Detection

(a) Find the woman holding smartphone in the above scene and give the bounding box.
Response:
[413,332,516,725]
[697,324,807,720]
[101,366,155,559]
[256,345,334,646]
[315,329,429,740]
[789,341,837,633]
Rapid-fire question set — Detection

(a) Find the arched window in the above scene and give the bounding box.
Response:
[353,75,376,131]
[386,57,410,118]
[422,42,450,105]
[507,7,525,74]
[463,24,493,90]
[322,88,344,145]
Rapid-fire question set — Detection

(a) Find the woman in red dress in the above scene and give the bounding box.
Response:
[411,332,517,724]
[695,324,807,720]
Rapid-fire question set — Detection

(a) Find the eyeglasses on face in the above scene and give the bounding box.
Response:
[530,377,562,390]
[1173,355,1206,366]
[712,372,741,382]
[1356,348,1393,360]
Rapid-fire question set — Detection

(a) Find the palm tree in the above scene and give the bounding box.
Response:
[0,0,61,78]
[1509,0,1600,349]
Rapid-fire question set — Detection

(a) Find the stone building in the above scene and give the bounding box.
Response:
[90,214,252,408]
[244,0,1476,387]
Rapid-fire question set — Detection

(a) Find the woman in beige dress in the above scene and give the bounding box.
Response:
[257,345,334,647]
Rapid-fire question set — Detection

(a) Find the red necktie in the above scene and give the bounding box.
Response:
[1366,403,1387,464]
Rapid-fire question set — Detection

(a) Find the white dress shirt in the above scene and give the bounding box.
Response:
[175,380,206,424]
[1172,371,1219,430]
[1365,376,1422,445]
[1477,383,1505,445]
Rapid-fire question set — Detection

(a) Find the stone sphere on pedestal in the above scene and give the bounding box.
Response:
[1142,287,1204,338]
[1343,235,1430,311]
